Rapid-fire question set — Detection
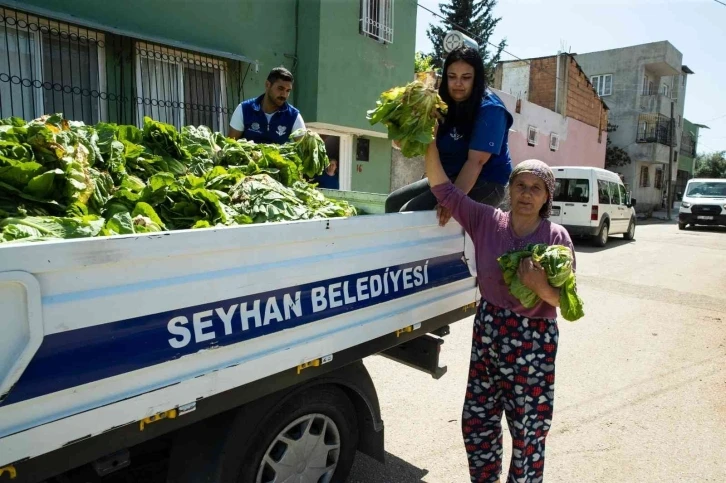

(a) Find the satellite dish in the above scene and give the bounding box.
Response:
[443,30,479,53]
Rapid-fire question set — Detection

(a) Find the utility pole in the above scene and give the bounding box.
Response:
[666,101,675,221]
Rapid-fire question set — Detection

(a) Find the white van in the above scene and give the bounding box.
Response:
[678,178,726,230]
[550,167,636,247]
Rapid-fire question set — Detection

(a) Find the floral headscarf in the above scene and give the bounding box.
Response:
[509,159,556,218]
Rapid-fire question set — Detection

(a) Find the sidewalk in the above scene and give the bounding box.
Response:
[637,202,679,224]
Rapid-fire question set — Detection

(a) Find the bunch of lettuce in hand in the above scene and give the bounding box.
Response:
[366,79,447,158]
[497,243,584,321]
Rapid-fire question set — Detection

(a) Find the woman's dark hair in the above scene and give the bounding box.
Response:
[438,47,487,136]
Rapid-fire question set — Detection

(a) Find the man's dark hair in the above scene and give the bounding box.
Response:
[438,47,486,137]
[267,67,294,84]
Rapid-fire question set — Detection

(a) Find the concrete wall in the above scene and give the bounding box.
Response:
[576,42,687,212]
[496,61,530,100]
[494,88,606,168]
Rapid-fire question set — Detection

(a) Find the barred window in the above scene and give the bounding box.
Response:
[0,6,244,130]
[360,0,394,44]
[0,8,105,125]
[135,42,228,132]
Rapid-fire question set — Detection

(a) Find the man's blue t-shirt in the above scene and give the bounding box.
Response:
[315,171,339,190]
[436,90,514,186]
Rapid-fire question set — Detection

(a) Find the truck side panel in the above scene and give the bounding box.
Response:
[0,213,477,467]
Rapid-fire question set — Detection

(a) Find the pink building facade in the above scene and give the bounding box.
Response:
[493,88,607,168]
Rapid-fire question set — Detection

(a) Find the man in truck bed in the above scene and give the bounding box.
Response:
[227,66,306,144]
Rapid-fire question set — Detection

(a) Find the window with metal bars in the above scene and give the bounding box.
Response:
[135,41,228,132]
[360,0,394,44]
[0,8,105,125]
[0,6,244,131]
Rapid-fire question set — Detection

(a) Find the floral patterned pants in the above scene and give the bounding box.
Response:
[462,301,559,483]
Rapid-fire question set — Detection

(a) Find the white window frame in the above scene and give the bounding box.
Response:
[360,0,394,44]
[135,41,227,130]
[0,9,106,121]
[549,133,559,151]
[527,126,538,146]
[307,126,353,192]
[590,74,613,97]
[661,83,669,98]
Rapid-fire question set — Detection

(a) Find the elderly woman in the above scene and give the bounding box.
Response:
[426,133,576,483]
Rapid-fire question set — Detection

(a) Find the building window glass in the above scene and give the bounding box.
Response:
[640,165,650,188]
[590,74,613,96]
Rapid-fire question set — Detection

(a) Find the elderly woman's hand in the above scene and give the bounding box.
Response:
[518,257,549,294]
[518,257,561,307]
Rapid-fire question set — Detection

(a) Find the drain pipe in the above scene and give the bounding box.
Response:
[555,51,561,114]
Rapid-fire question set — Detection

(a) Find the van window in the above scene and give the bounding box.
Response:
[554,178,590,203]
[618,184,628,205]
[598,180,611,204]
[609,181,621,204]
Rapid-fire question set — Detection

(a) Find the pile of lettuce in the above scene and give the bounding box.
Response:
[0,114,354,244]
[366,80,447,158]
[497,244,585,322]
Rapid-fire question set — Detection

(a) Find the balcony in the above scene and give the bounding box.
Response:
[637,114,674,146]
[640,93,677,117]
[634,113,674,165]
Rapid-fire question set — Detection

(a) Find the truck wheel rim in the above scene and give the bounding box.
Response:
[601,225,608,244]
[256,413,340,483]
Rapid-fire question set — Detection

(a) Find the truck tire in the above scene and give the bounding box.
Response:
[679,222,687,230]
[236,385,358,483]
[594,221,609,247]
[167,385,359,483]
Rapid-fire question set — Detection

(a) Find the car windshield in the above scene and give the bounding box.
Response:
[685,182,726,198]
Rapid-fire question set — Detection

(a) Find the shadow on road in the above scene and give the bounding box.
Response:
[682,225,726,234]
[572,237,633,254]
[348,451,430,483]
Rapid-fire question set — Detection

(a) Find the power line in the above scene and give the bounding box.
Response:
[714,0,726,7]
[703,113,726,123]
[417,1,684,113]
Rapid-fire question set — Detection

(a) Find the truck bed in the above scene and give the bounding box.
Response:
[0,212,477,469]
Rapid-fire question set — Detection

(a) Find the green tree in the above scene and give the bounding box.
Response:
[426,0,506,80]
[414,52,435,74]
[694,151,726,178]
[604,123,631,169]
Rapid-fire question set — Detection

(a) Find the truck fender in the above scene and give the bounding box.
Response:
[167,361,384,483]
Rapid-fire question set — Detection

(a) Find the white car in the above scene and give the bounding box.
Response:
[550,167,637,247]
[678,178,726,230]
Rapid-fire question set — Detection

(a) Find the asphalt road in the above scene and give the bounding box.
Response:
[348,222,726,483]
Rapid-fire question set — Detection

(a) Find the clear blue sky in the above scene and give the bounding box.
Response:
[415,0,726,155]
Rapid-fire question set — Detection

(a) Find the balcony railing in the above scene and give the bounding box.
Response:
[636,113,674,147]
